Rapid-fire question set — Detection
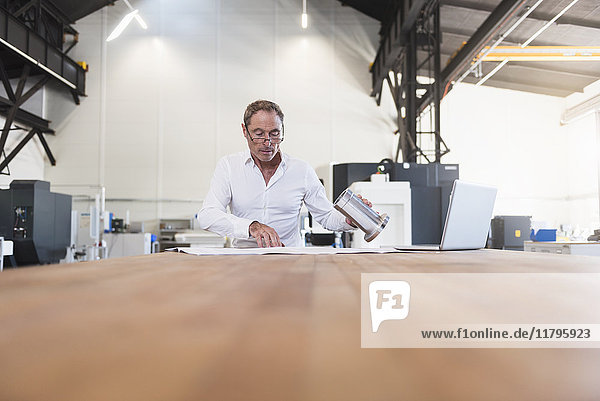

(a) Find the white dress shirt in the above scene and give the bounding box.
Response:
[197,150,354,247]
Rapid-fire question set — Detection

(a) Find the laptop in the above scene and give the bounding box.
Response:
[395,180,497,251]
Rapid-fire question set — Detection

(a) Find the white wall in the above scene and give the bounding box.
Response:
[44,0,396,230]
[441,81,600,234]
[562,80,600,232]
[562,113,598,231]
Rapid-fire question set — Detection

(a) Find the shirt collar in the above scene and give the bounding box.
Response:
[243,149,253,165]
[243,148,288,169]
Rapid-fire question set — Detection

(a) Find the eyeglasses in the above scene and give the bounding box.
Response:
[244,124,285,144]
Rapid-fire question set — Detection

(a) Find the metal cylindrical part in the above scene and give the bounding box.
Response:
[333,189,389,242]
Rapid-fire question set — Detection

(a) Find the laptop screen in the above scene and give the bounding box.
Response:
[440,180,497,250]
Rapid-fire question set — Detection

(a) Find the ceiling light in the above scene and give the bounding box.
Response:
[134,14,148,29]
[301,0,308,29]
[106,10,138,42]
[106,0,148,42]
[123,0,147,29]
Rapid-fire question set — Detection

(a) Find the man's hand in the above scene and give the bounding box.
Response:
[345,195,373,227]
[249,221,284,247]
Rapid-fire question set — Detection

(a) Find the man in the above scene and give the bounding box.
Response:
[197,100,371,247]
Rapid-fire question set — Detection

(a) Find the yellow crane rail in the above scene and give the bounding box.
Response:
[475,46,600,61]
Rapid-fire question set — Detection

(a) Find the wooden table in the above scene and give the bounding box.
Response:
[1,250,599,401]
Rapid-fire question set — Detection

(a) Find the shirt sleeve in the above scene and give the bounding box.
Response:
[303,163,355,232]
[196,157,254,239]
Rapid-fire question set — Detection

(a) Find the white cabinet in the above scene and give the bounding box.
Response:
[348,181,411,248]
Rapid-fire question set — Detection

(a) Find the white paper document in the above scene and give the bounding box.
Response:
[171,246,400,256]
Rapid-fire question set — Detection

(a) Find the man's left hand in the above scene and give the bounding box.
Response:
[345,195,372,228]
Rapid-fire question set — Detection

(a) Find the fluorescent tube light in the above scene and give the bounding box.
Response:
[521,0,580,47]
[301,0,307,29]
[106,9,138,42]
[134,14,148,30]
[122,0,147,29]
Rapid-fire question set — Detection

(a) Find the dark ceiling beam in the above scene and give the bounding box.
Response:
[338,0,389,22]
[54,0,116,23]
[42,0,78,26]
[402,0,432,34]
[36,131,56,166]
[13,0,36,18]
[16,76,50,107]
[370,0,433,101]
[0,64,31,156]
[0,128,37,173]
[0,96,54,134]
[441,0,600,30]
[0,57,16,102]
[0,7,86,95]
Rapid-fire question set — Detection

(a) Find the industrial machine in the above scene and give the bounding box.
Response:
[0,180,71,266]
[491,215,532,251]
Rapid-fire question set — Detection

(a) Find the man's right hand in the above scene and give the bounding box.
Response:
[249,221,283,247]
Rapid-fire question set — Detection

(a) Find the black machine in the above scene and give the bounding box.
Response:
[333,161,459,245]
[0,180,71,266]
[491,215,532,251]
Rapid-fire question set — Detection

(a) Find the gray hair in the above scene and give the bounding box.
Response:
[243,100,284,128]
